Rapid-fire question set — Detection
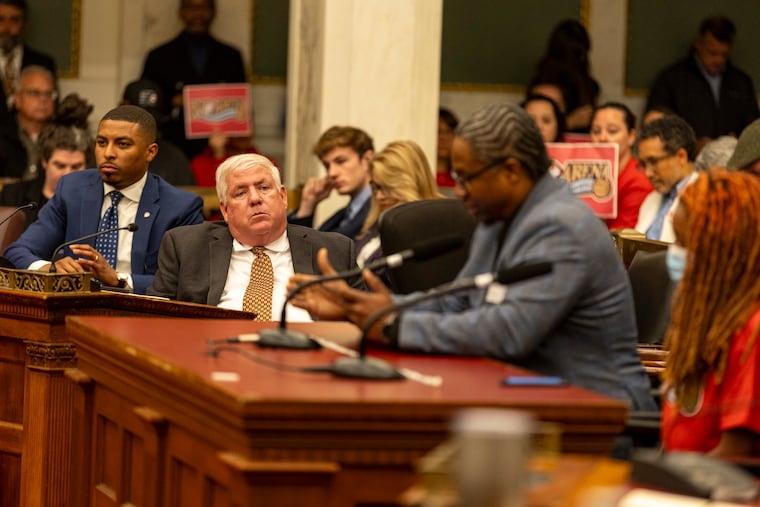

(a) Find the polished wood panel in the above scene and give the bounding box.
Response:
[66,316,629,507]
[0,289,252,507]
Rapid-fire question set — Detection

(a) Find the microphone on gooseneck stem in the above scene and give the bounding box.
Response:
[0,202,37,229]
[256,235,465,350]
[48,223,139,273]
[323,261,553,380]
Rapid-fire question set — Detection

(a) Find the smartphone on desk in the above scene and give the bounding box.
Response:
[501,375,568,387]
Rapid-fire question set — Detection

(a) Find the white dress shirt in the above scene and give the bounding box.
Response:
[217,230,313,322]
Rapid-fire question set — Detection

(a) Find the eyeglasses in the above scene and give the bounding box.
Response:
[639,153,675,169]
[450,156,508,188]
[20,89,58,100]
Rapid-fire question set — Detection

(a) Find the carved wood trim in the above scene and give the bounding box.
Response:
[24,341,77,370]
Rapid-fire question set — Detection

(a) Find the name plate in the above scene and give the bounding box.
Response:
[0,268,93,293]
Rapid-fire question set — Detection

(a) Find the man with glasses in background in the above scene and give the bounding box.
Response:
[635,115,698,242]
[0,65,56,180]
[289,104,656,437]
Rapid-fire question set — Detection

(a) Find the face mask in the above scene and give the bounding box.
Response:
[666,244,688,282]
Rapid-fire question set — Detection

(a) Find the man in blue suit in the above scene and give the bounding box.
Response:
[4,104,204,294]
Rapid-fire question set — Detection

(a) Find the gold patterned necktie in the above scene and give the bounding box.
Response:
[242,246,273,321]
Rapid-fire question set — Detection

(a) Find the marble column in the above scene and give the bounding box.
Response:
[285,0,443,224]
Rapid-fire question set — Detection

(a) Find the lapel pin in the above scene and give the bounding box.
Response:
[143,211,151,219]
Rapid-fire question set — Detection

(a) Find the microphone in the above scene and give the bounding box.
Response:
[257,235,464,350]
[325,261,553,380]
[0,202,37,229]
[48,223,139,273]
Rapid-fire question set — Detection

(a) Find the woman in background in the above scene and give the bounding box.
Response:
[521,94,566,143]
[355,140,442,285]
[590,102,652,230]
[662,170,760,456]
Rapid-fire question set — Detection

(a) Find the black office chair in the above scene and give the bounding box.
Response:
[627,249,675,345]
[378,199,477,294]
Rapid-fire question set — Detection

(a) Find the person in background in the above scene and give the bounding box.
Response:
[0,97,92,228]
[0,65,56,180]
[120,78,196,186]
[635,115,698,242]
[726,118,760,176]
[528,19,599,133]
[140,0,246,158]
[148,153,362,319]
[589,102,653,230]
[355,140,443,286]
[661,170,760,456]
[4,105,204,294]
[0,0,55,118]
[694,136,737,171]
[191,130,271,187]
[436,107,458,188]
[289,103,655,421]
[646,16,758,151]
[521,94,566,143]
[288,125,373,240]
[640,105,675,128]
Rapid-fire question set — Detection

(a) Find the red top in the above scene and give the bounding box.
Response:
[191,146,266,188]
[437,171,456,188]
[662,308,760,454]
[605,157,653,230]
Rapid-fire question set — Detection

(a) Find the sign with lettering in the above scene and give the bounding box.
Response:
[546,143,619,219]
[183,83,251,139]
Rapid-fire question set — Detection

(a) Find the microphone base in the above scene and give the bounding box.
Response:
[330,356,405,380]
[257,328,322,350]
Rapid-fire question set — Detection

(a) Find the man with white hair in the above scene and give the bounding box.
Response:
[148,153,362,320]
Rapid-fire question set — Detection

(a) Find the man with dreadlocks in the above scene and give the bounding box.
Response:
[662,169,760,455]
[290,103,656,419]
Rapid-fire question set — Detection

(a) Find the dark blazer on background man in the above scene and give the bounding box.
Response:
[3,169,204,294]
[288,198,371,241]
[148,221,362,305]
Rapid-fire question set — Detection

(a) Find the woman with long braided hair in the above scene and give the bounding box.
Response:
[662,169,760,456]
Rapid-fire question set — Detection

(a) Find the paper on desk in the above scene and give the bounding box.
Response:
[618,488,748,507]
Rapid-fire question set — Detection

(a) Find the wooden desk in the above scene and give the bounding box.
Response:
[65,316,628,507]
[0,290,251,507]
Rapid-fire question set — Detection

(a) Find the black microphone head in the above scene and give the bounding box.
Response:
[412,235,464,261]
[496,262,552,285]
[27,201,38,211]
[126,223,139,232]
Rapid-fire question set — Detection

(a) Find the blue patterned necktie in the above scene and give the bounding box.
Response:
[95,191,123,268]
[646,189,676,240]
